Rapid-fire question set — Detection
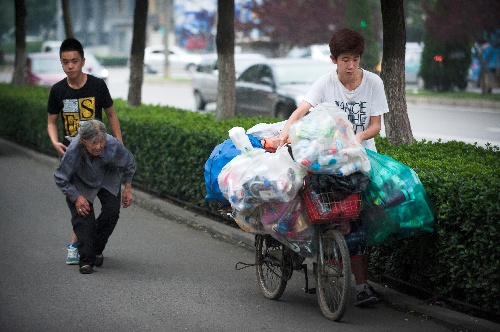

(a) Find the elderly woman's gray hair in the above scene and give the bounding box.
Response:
[78,119,107,142]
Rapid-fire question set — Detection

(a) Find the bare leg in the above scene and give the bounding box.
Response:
[351,254,368,285]
[71,231,78,244]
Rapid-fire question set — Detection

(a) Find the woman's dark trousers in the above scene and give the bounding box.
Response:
[67,188,120,267]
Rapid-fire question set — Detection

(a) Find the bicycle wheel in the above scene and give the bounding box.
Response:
[255,234,290,300]
[316,227,351,321]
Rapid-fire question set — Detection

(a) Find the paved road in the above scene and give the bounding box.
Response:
[5,138,497,332]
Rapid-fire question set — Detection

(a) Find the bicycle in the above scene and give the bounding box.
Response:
[251,181,362,322]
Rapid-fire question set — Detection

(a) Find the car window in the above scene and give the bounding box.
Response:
[274,63,333,85]
[260,65,273,82]
[238,64,263,83]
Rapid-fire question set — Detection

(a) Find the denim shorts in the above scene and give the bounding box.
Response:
[344,218,368,256]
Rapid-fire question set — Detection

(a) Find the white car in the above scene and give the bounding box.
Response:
[287,44,332,62]
[192,53,267,110]
[143,44,202,74]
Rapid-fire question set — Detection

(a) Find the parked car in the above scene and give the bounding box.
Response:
[287,44,331,62]
[192,53,267,110]
[26,52,108,87]
[235,58,335,119]
[143,44,202,74]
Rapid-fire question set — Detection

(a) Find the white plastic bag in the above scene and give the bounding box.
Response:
[218,147,306,212]
[246,121,286,139]
[289,102,370,176]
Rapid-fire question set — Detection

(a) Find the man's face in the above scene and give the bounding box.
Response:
[331,53,361,77]
[60,51,85,79]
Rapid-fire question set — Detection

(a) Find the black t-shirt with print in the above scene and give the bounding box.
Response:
[47,75,113,138]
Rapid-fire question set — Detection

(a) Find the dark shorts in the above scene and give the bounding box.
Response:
[344,218,368,256]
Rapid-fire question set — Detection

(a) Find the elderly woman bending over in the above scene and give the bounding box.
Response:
[54,119,136,274]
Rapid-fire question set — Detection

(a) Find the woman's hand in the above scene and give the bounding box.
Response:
[122,184,133,208]
[75,195,90,216]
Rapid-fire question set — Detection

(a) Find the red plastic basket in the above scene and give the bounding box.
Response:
[303,183,362,224]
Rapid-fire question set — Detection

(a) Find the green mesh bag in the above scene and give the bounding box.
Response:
[360,149,435,246]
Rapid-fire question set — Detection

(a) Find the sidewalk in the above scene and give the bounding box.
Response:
[4,137,499,332]
[406,95,500,110]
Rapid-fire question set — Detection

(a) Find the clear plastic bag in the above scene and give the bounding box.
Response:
[289,103,370,176]
[232,208,266,234]
[260,196,316,257]
[360,150,435,245]
[218,147,306,212]
[246,120,286,139]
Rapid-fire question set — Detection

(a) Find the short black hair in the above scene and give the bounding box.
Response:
[329,28,365,60]
[59,38,84,59]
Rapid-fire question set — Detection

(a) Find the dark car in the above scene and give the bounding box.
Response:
[235,58,335,119]
[192,52,267,110]
[26,52,108,87]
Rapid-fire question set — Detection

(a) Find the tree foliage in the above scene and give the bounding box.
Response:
[238,0,344,53]
[418,0,498,92]
[344,0,380,72]
[424,0,500,43]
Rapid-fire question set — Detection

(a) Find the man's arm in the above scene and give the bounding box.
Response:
[355,115,382,143]
[104,106,123,144]
[47,113,66,156]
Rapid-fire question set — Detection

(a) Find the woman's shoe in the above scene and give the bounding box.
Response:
[95,254,104,267]
[79,265,93,274]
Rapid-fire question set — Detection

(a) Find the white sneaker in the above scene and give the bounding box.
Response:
[66,245,80,265]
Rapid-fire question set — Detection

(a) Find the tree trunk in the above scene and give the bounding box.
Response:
[380,0,414,145]
[215,0,235,120]
[11,0,26,86]
[127,0,149,107]
[163,0,174,78]
[61,0,74,38]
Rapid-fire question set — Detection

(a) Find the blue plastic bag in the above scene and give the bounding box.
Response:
[204,135,262,205]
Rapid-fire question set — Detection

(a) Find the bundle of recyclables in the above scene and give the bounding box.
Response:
[204,102,434,252]
[360,149,435,245]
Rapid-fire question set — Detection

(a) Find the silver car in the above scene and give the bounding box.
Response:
[192,53,266,110]
[235,58,335,119]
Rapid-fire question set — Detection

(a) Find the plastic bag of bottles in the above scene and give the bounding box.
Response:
[260,196,316,257]
[360,150,435,245]
[204,135,263,205]
[246,120,286,139]
[218,145,307,212]
[288,103,370,176]
[232,208,266,234]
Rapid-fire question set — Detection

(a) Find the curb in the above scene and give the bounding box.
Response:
[3,137,499,332]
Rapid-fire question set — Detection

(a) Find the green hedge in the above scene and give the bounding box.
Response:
[95,55,129,67]
[0,83,498,313]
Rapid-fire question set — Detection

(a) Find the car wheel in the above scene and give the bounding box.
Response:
[186,63,197,73]
[144,64,157,74]
[275,103,293,119]
[194,91,206,111]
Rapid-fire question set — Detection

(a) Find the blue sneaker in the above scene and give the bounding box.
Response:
[66,244,79,265]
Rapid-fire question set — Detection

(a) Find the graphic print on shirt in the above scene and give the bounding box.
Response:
[335,100,367,134]
[62,97,96,136]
